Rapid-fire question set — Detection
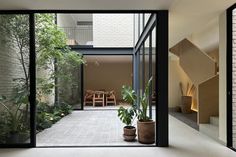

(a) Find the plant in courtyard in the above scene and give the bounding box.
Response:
[0,13,85,143]
[35,14,85,105]
[0,15,31,137]
[36,102,72,131]
[119,77,155,144]
[121,77,152,121]
[0,95,29,143]
[34,14,84,130]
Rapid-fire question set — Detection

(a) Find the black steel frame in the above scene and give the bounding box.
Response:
[0,10,168,148]
[226,3,236,151]
[133,12,168,147]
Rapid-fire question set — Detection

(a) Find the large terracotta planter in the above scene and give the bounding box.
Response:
[123,126,136,141]
[137,120,155,144]
[181,96,192,113]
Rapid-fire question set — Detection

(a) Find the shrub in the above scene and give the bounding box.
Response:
[36,102,73,131]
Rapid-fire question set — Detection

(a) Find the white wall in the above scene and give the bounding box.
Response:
[93,14,133,47]
[219,11,227,144]
[168,56,191,108]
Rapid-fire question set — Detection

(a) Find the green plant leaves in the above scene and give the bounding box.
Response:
[118,107,135,126]
[120,77,153,121]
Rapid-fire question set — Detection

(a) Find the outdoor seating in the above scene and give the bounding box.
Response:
[84,90,94,106]
[106,90,117,106]
[93,91,105,107]
[84,90,117,107]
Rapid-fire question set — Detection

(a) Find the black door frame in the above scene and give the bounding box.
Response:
[70,47,134,111]
[226,3,236,151]
[0,10,168,148]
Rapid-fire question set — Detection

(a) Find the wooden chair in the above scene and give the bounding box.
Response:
[84,90,94,106]
[93,91,105,107]
[106,90,116,106]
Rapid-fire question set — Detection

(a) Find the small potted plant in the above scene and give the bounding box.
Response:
[118,106,136,141]
[121,78,155,144]
[179,82,195,113]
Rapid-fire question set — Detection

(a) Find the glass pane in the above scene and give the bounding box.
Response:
[144,13,151,25]
[152,27,156,107]
[0,14,30,144]
[139,14,144,36]
[134,14,139,46]
[139,46,144,95]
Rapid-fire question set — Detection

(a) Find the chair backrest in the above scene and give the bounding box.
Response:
[107,90,115,97]
[85,90,94,97]
[94,91,104,99]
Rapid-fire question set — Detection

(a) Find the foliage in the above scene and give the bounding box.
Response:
[35,14,85,101]
[119,77,153,121]
[36,102,72,131]
[0,112,9,143]
[118,107,136,126]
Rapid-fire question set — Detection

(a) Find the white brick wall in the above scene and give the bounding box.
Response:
[0,36,25,97]
[93,14,133,47]
[232,8,236,148]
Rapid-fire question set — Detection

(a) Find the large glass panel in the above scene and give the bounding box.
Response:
[139,46,144,96]
[232,8,236,149]
[0,14,31,144]
[152,27,156,108]
[144,13,151,25]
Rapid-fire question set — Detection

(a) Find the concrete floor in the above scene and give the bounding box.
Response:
[0,116,235,157]
[36,110,152,146]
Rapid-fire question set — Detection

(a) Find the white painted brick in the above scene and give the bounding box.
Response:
[93,14,133,47]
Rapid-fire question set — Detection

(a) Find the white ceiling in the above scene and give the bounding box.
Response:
[0,0,173,10]
[169,0,236,47]
[0,0,235,48]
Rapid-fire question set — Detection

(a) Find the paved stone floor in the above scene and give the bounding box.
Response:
[36,109,156,146]
[2,116,236,157]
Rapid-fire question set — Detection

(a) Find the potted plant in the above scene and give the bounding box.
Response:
[118,106,136,141]
[179,82,195,113]
[121,78,155,144]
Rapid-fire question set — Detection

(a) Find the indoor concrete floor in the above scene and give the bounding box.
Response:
[0,116,235,157]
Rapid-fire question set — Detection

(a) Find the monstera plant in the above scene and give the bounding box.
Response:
[118,77,155,144]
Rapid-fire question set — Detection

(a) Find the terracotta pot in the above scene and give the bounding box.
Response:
[181,96,192,113]
[123,126,136,141]
[137,120,155,144]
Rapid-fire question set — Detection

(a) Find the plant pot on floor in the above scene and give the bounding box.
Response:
[137,120,155,144]
[123,126,136,141]
[181,96,192,113]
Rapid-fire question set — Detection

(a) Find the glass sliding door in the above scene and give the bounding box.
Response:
[0,14,31,145]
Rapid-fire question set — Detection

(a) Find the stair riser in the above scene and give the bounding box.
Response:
[210,117,219,126]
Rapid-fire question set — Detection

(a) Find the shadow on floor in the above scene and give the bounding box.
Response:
[169,111,199,130]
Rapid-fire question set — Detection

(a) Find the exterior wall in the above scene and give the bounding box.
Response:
[0,37,25,98]
[93,14,133,47]
[232,8,236,148]
[84,57,132,101]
